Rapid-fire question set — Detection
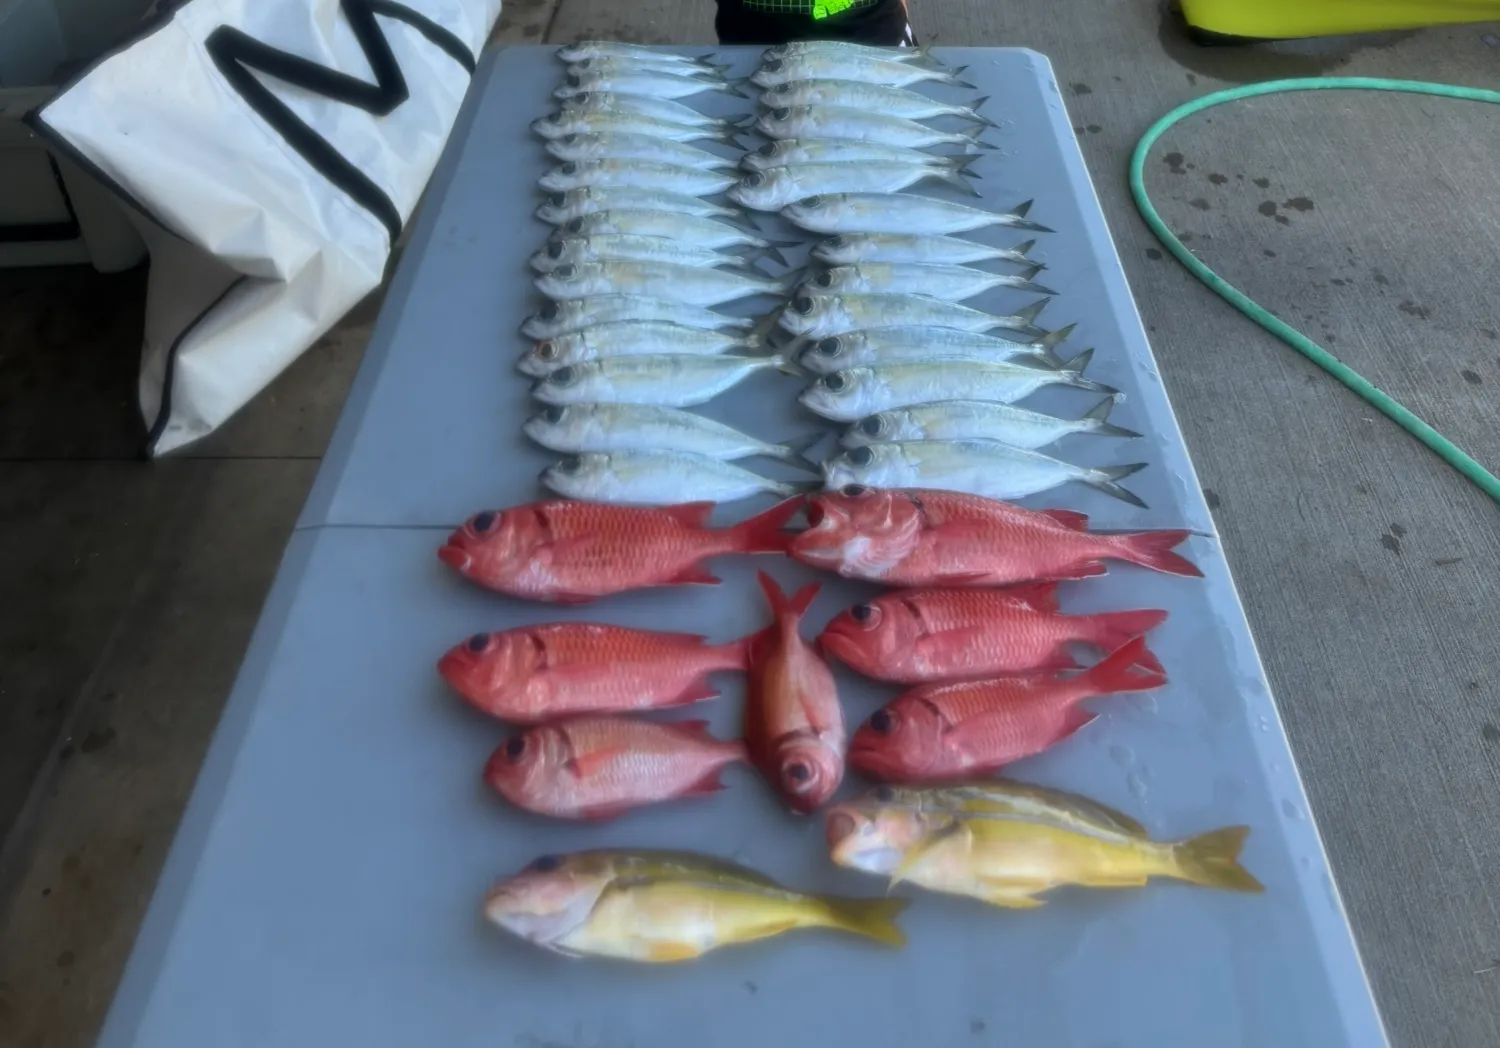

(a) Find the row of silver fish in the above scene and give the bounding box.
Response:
[528,48,814,506]
[736,44,1150,509]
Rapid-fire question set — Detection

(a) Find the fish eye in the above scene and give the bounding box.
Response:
[504,736,527,760]
[528,853,562,872]
[799,195,823,208]
[556,455,582,474]
[868,709,895,735]
[840,484,870,497]
[813,271,833,288]
[565,217,585,233]
[847,445,875,467]
[859,416,886,437]
[571,91,592,103]
[792,295,814,315]
[538,302,559,321]
[764,58,783,72]
[565,74,582,87]
[785,761,811,782]
[757,142,778,156]
[547,192,567,207]
[536,340,557,360]
[548,366,576,386]
[575,58,593,70]
[466,633,489,653]
[554,264,577,279]
[826,235,847,248]
[873,785,896,802]
[822,372,847,392]
[772,107,791,120]
[742,172,763,187]
[814,337,841,356]
[542,405,567,423]
[560,162,577,175]
[562,133,579,145]
[849,602,881,627]
[471,511,497,534]
[546,242,566,260]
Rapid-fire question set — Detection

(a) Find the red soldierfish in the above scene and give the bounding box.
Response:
[848,636,1166,781]
[438,497,802,602]
[438,623,749,724]
[817,583,1167,684]
[746,572,845,814]
[790,487,1202,587]
[484,716,747,819]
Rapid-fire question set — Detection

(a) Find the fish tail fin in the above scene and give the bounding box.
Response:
[742,244,789,269]
[1029,323,1076,369]
[908,44,949,69]
[950,154,983,178]
[818,895,910,947]
[947,65,978,89]
[969,97,1001,128]
[719,210,763,233]
[700,59,734,76]
[772,432,826,473]
[776,352,810,379]
[960,124,996,151]
[1010,265,1057,296]
[757,569,820,618]
[1081,396,1141,438]
[1113,529,1203,578]
[775,478,826,498]
[1171,826,1264,893]
[1011,297,1051,338]
[1083,635,1167,694]
[727,496,805,554]
[934,164,983,197]
[749,306,785,347]
[1005,199,1054,233]
[1089,608,1169,657]
[1085,462,1149,508]
[1013,238,1038,260]
[1062,349,1121,396]
[727,77,757,99]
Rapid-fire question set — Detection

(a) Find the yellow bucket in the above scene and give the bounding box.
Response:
[1181,0,1500,39]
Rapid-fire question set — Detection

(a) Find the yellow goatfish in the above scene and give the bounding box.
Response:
[825,781,1264,909]
[484,849,908,962]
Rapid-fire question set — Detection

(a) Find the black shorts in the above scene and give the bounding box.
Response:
[715,0,913,46]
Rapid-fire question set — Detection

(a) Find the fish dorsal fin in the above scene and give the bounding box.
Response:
[1001,580,1061,613]
[661,501,716,528]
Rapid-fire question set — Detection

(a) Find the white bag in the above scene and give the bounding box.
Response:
[32,0,503,455]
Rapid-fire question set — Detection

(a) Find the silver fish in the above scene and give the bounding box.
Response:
[757,106,988,151]
[566,55,728,81]
[525,403,818,468]
[741,138,954,172]
[542,450,812,505]
[756,79,994,125]
[538,260,783,308]
[797,357,1114,421]
[728,160,978,212]
[537,187,739,225]
[822,440,1148,508]
[799,325,1076,373]
[530,235,752,274]
[751,54,973,90]
[804,262,1055,300]
[556,70,742,102]
[545,132,735,170]
[539,160,737,197]
[518,322,760,376]
[842,397,1139,450]
[764,42,947,66]
[813,234,1038,267]
[778,293,1052,340]
[532,355,785,408]
[783,195,1052,235]
[559,92,728,130]
[558,211,790,258]
[556,42,721,69]
[520,296,751,340]
[535,111,736,144]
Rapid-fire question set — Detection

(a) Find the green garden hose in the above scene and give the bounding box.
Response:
[1129,77,1500,504]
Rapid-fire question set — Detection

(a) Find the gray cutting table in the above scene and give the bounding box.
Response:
[94,46,1387,1048]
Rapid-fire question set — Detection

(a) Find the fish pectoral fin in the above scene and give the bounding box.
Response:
[979,890,1046,910]
[567,746,628,779]
[889,823,966,888]
[644,940,706,963]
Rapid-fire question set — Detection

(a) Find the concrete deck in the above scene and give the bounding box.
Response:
[1,4,1497,1046]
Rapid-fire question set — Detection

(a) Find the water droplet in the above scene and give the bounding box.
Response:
[1127,771,1149,801]
[1299,854,1312,870]
[1108,744,1134,768]
[1280,799,1301,820]
[1257,715,1270,733]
